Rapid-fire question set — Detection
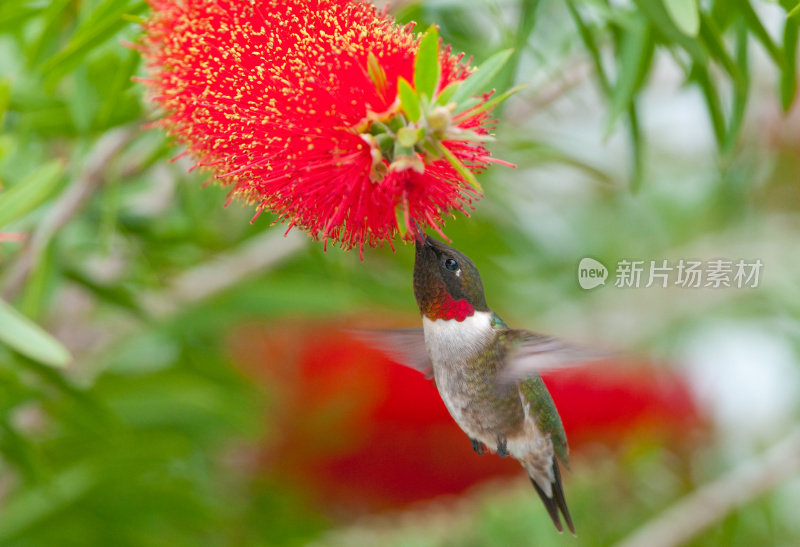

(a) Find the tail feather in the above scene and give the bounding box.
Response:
[530,477,563,533]
[529,458,575,535]
[552,460,575,535]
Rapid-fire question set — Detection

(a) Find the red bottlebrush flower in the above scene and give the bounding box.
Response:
[140,0,511,254]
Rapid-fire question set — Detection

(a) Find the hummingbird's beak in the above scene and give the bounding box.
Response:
[412,221,431,247]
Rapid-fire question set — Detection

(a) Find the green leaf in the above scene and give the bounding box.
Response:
[789,2,800,21]
[635,0,707,66]
[62,266,144,317]
[733,0,782,65]
[663,0,700,37]
[397,77,421,122]
[0,161,63,228]
[724,22,750,155]
[0,298,71,368]
[438,144,482,192]
[0,78,11,117]
[395,201,409,237]
[567,1,610,94]
[414,25,441,101]
[435,81,460,106]
[26,0,72,67]
[709,0,736,30]
[0,78,9,126]
[67,64,94,133]
[699,13,742,83]
[454,84,525,120]
[0,4,40,33]
[627,103,645,192]
[495,0,541,93]
[606,17,654,133]
[91,50,143,129]
[691,64,725,146]
[509,139,612,183]
[19,241,55,320]
[0,464,94,541]
[0,420,45,482]
[40,0,147,85]
[451,49,514,106]
[781,17,799,110]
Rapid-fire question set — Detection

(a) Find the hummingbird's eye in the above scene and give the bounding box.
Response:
[444,258,459,271]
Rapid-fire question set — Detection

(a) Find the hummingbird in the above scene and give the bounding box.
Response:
[360,232,599,534]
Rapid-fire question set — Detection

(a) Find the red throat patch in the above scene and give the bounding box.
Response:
[425,292,475,322]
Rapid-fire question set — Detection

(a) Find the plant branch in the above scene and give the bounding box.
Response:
[139,227,308,318]
[47,226,307,381]
[616,426,800,547]
[2,127,139,299]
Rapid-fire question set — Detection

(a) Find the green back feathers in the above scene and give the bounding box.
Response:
[520,375,569,467]
[494,325,569,466]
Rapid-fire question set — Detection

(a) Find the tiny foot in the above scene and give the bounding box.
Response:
[497,437,509,458]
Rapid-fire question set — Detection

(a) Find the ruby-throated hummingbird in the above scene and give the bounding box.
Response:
[362,233,597,534]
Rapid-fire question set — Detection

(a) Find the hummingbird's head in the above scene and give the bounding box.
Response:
[413,233,489,322]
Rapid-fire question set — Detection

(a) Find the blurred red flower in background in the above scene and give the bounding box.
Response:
[140,0,505,253]
[229,319,706,514]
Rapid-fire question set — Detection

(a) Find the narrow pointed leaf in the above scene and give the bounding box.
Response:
[495,0,540,92]
[27,0,71,66]
[663,0,700,37]
[0,465,94,541]
[692,64,725,146]
[724,22,750,155]
[509,139,612,183]
[414,25,440,100]
[455,84,525,118]
[19,241,55,319]
[628,103,645,192]
[0,298,71,368]
[454,96,480,114]
[789,2,800,24]
[699,13,741,83]
[395,201,409,237]
[0,5,39,32]
[781,17,799,110]
[0,79,9,124]
[635,0,707,65]
[567,1,610,94]
[40,0,147,84]
[397,77,421,122]
[606,18,654,133]
[734,0,782,64]
[435,80,460,106]
[438,144,482,192]
[451,49,514,105]
[0,161,63,228]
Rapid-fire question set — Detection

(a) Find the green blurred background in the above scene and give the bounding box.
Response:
[1,0,800,545]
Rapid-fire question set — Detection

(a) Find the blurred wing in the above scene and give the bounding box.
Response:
[499,331,611,385]
[350,328,433,378]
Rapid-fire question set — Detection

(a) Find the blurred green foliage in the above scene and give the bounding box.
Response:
[1,0,799,545]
